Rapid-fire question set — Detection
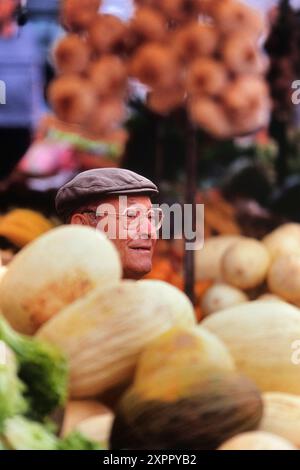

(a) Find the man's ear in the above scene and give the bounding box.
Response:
[70,213,88,225]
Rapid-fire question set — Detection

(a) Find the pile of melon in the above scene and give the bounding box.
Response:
[196,224,300,316]
[2,224,300,449]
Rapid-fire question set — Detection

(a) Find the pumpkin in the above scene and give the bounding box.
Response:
[0,226,121,335]
[260,392,300,448]
[201,283,248,317]
[221,238,270,289]
[218,431,296,450]
[37,280,196,398]
[203,300,300,394]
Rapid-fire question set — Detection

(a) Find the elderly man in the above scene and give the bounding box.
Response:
[56,168,163,280]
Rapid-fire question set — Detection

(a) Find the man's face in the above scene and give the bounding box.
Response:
[71,195,158,279]
[0,0,17,23]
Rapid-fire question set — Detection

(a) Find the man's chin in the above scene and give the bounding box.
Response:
[123,262,153,280]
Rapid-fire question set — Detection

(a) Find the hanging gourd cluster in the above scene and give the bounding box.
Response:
[49,0,271,140]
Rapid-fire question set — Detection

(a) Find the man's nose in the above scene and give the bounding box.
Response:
[138,217,156,239]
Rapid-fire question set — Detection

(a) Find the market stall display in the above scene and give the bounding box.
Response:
[1,223,300,449]
[0,0,300,454]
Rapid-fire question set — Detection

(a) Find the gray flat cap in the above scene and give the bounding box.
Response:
[55,168,159,218]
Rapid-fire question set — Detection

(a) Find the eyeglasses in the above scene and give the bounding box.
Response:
[81,206,164,231]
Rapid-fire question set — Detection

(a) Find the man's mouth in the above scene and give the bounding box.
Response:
[129,246,152,252]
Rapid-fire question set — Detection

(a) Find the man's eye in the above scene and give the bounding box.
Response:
[127,211,138,219]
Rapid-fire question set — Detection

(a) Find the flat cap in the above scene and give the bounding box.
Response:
[55,168,159,219]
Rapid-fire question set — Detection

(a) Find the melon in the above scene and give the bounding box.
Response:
[0,226,121,334]
[219,431,296,450]
[201,283,248,317]
[195,235,241,281]
[203,300,300,394]
[221,238,270,289]
[37,281,196,398]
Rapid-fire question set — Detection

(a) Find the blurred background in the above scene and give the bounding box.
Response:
[0,0,299,305]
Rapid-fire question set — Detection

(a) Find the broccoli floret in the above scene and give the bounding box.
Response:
[58,431,103,450]
[0,343,28,429]
[0,316,68,419]
[2,416,58,450]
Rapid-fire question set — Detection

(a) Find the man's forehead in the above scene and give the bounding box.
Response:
[93,195,153,209]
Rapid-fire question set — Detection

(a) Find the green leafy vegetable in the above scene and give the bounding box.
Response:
[0,316,68,419]
[58,431,103,450]
[2,416,58,450]
[0,344,28,429]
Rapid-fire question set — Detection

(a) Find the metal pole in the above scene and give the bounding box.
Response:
[154,118,164,187]
[184,119,197,305]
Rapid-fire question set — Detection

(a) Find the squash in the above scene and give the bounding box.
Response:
[259,392,300,448]
[201,283,248,317]
[36,280,196,398]
[195,235,241,281]
[61,400,111,437]
[203,300,300,394]
[263,223,300,260]
[268,253,300,305]
[0,226,121,334]
[0,209,55,249]
[218,431,296,450]
[221,238,270,289]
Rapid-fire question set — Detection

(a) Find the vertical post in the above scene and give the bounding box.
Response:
[184,119,197,305]
[154,118,164,187]
[271,117,288,186]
